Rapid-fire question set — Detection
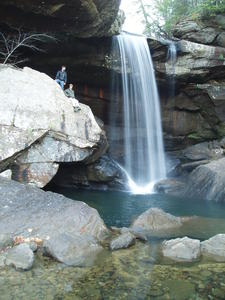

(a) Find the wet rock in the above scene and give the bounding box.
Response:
[162,237,201,262]
[184,158,225,202]
[0,65,107,187]
[87,156,121,183]
[110,232,136,251]
[43,233,102,267]
[131,208,183,233]
[5,244,34,271]
[0,177,109,242]
[0,234,13,250]
[201,234,225,262]
[155,179,186,195]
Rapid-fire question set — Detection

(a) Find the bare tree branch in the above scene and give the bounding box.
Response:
[0,29,56,65]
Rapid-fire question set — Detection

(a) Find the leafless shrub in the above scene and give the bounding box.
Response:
[0,29,56,66]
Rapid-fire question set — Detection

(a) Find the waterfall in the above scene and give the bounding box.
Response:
[111,34,166,194]
[166,41,177,100]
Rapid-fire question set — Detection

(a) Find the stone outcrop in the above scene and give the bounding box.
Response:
[162,237,201,262]
[0,0,122,38]
[0,177,109,242]
[173,16,225,46]
[0,64,107,187]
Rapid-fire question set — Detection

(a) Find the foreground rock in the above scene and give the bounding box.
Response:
[201,234,225,262]
[131,208,183,234]
[162,237,201,262]
[0,65,107,187]
[110,232,136,251]
[184,158,225,202]
[44,233,102,267]
[0,178,108,242]
[5,244,34,271]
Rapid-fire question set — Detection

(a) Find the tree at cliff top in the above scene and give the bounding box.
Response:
[134,0,225,37]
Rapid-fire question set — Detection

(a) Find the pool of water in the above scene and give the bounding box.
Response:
[1,188,225,299]
[53,188,225,240]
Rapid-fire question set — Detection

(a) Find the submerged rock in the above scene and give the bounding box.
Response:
[0,177,108,242]
[162,237,201,262]
[184,158,225,202]
[110,232,136,251]
[5,244,34,271]
[43,233,102,267]
[0,65,107,187]
[201,234,225,262]
[131,208,183,233]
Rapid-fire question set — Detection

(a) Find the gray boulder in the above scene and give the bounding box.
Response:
[0,65,107,187]
[0,234,13,250]
[110,232,136,251]
[0,177,109,242]
[184,158,225,202]
[5,244,34,271]
[43,233,102,267]
[162,237,201,262]
[201,234,225,262]
[131,208,183,233]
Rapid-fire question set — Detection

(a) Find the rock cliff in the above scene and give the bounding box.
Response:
[0,0,122,37]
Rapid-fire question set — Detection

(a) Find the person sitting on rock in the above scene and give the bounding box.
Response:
[55,65,67,90]
[64,84,81,112]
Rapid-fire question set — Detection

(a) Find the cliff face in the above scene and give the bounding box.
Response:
[0,0,122,37]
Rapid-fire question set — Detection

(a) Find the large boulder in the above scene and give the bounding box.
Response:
[130,208,183,233]
[162,237,201,262]
[0,65,107,187]
[184,158,225,202]
[5,243,34,271]
[201,234,225,262]
[43,233,102,267]
[0,0,121,37]
[0,177,109,242]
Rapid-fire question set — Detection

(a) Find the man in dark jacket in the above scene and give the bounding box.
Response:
[55,65,67,90]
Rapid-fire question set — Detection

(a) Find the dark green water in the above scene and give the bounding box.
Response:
[54,187,225,222]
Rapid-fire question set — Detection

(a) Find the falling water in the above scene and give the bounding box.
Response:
[112,34,166,194]
[166,41,177,100]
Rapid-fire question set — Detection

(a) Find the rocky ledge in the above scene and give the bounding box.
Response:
[0,0,122,37]
[0,64,108,187]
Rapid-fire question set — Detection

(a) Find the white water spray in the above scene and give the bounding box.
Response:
[112,34,166,194]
